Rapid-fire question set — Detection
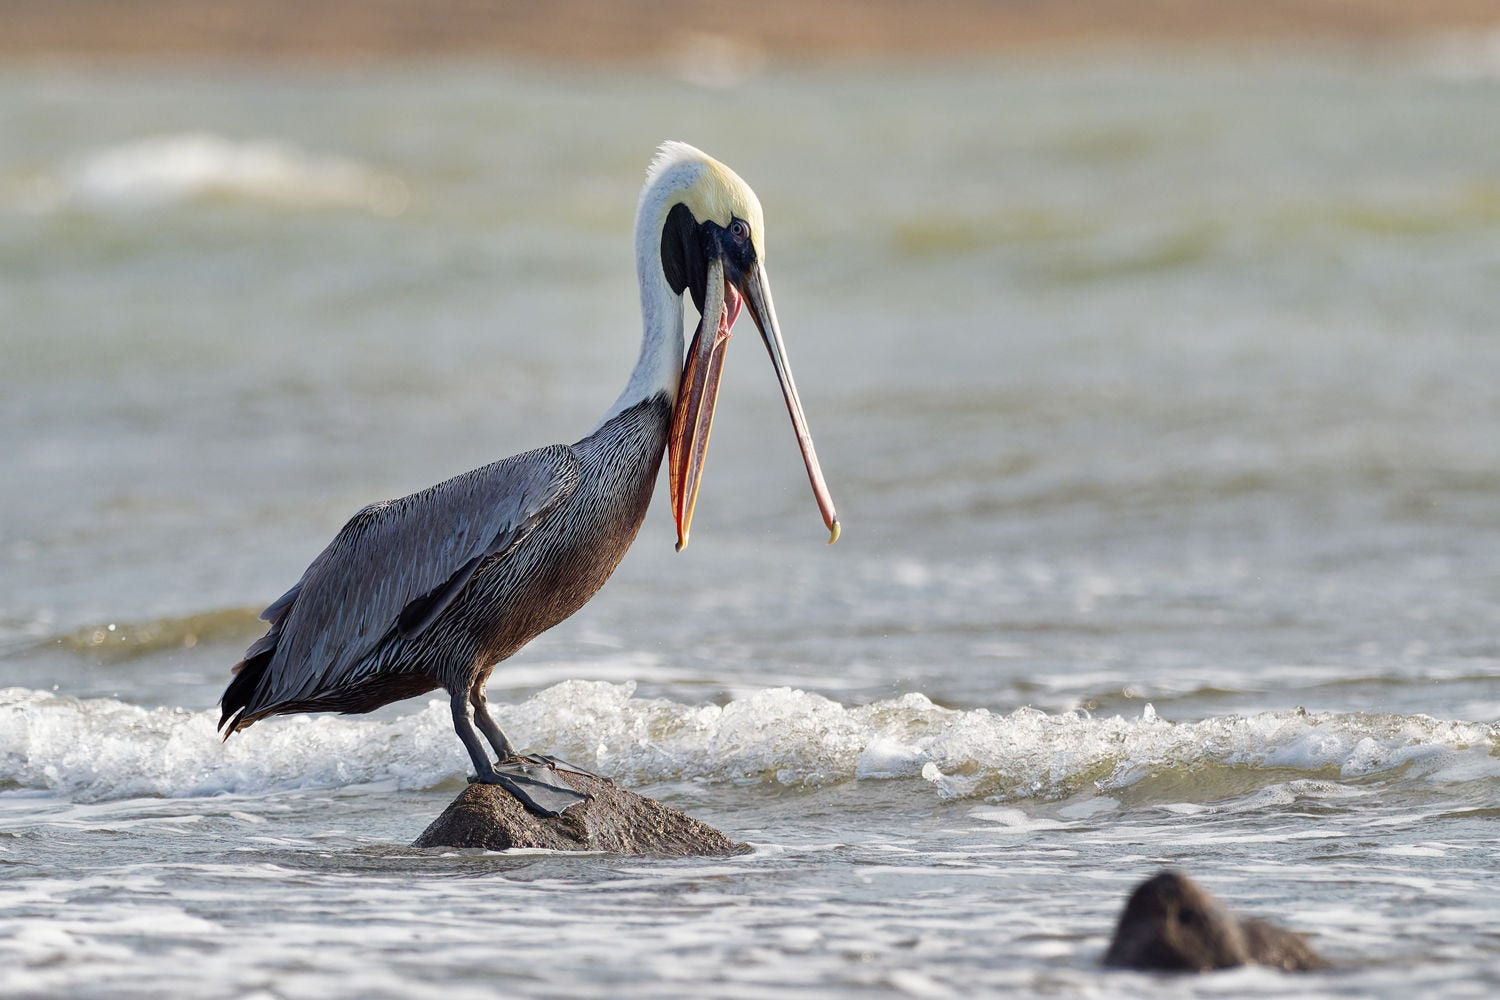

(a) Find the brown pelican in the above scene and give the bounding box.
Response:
[219,142,839,815]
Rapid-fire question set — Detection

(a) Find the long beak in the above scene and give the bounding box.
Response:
[668,256,734,551]
[740,262,840,546]
[667,254,841,552]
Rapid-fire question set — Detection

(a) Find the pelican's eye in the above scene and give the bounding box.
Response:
[729,218,750,243]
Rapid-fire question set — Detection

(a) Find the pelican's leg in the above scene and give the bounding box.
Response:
[451,688,588,818]
[450,689,499,779]
[470,688,517,761]
[473,687,609,783]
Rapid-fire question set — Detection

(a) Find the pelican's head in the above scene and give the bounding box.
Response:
[640,141,839,551]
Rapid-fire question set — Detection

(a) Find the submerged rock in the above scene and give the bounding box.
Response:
[412,770,750,857]
[1103,870,1327,972]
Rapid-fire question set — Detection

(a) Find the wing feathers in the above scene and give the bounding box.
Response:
[231,445,580,717]
[260,580,303,625]
[396,553,483,639]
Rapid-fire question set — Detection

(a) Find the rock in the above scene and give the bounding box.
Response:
[412,770,751,857]
[1103,870,1327,972]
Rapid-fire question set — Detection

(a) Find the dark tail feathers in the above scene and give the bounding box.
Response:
[219,647,272,738]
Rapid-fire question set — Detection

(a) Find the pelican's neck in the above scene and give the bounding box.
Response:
[594,193,686,431]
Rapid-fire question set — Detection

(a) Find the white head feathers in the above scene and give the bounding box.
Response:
[639,140,766,258]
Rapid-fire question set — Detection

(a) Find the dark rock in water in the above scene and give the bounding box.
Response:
[1103,870,1327,972]
[412,771,751,857]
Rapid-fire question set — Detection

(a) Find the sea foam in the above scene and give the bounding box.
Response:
[1,682,1494,803]
[20,133,408,214]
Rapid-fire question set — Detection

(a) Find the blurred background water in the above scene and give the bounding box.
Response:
[2,23,1500,1000]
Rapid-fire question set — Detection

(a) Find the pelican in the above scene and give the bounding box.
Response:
[219,142,839,815]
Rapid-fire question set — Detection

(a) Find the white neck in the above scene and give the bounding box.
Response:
[594,178,688,431]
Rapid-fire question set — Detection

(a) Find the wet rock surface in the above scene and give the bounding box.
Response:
[1104,870,1327,972]
[412,771,751,857]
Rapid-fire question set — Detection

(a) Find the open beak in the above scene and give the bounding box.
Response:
[668,256,841,551]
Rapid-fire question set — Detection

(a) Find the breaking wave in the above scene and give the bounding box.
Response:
[17,132,409,214]
[2,682,1495,804]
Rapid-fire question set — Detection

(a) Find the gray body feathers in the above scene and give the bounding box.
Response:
[221,395,670,733]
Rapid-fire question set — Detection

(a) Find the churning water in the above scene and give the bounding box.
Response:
[2,48,1499,998]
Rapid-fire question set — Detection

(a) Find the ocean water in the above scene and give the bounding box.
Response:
[3,47,1500,998]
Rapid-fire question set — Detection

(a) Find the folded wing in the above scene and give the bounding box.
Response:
[221,444,580,730]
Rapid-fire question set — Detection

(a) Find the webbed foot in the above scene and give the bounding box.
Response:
[470,755,593,817]
[512,753,611,783]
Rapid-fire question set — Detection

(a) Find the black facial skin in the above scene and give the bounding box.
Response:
[660,202,757,315]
